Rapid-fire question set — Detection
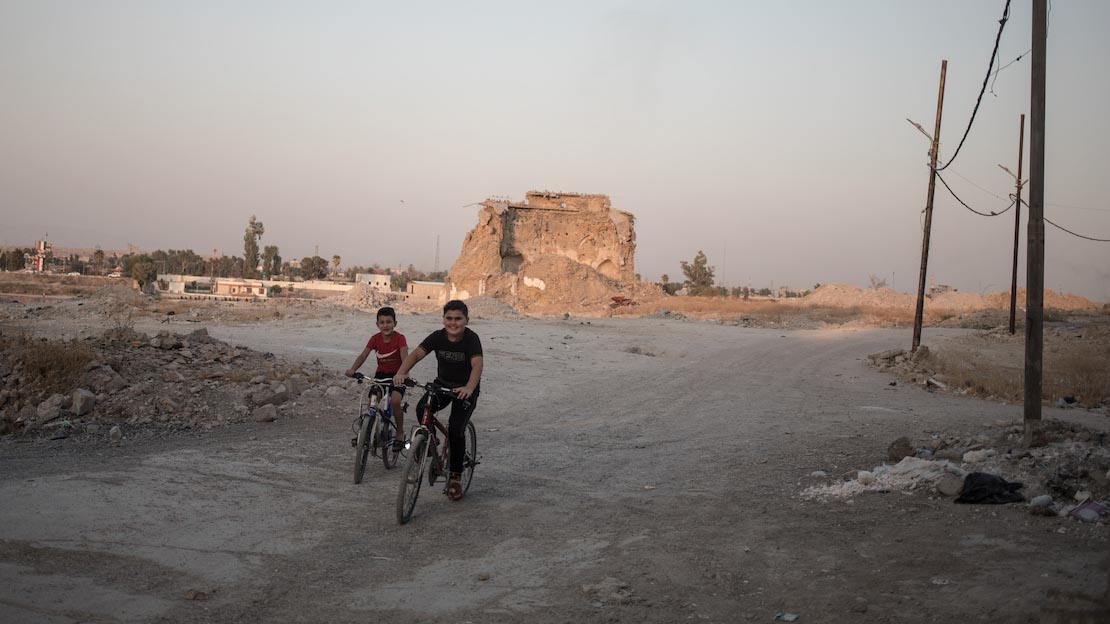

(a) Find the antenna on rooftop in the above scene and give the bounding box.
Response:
[434,235,440,273]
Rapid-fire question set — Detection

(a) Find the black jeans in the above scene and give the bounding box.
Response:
[417,387,479,473]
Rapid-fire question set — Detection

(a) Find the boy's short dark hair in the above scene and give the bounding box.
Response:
[443,300,468,318]
[376,306,396,321]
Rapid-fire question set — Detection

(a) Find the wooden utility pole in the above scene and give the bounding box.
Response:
[1007,114,1026,335]
[1025,0,1047,444]
[912,60,947,352]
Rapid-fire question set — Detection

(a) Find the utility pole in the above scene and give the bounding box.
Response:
[1001,114,1026,335]
[1024,0,1047,445]
[912,60,947,352]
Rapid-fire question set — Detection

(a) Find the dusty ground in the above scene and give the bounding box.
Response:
[1,293,1109,623]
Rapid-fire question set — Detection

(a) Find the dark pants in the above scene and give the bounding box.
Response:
[417,387,479,473]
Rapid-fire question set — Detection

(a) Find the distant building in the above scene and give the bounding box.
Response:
[213,278,269,298]
[356,273,392,290]
[407,280,445,302]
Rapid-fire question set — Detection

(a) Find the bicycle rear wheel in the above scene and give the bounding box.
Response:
[396,431,428,524]
[352,415,372,484]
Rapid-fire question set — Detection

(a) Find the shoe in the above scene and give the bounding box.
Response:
[446,472,464,501]
[391,438,405,452]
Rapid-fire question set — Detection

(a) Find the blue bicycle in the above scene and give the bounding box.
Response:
[351,372,406,483]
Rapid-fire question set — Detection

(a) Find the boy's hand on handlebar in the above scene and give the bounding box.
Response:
[392,373,409,387]
[454,386,475,400]
[345,368,357,378]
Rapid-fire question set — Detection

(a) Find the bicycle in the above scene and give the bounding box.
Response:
[395,379,479,524]
[350,372,406,484]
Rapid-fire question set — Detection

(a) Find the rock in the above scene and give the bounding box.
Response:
[910,345,930,363]
[269,383,289,404]
[936,473,964,497]
[325,386,345,398]
[285,374,308,396]
[935,448,964,462]
[85,423,100,434]
[962,449,996,463]
[579,577,634,605]
[250,375,266,384]
[887,436,915,462]
[1074,508,1101,523]
[162,370,186,383]
[71,389,96,416]
[1074,490,1092,503]
[926,378,947,390]
[109,425,122,444]
[253,404,277,422]
[857,471,876,486]
[1029,495,1054,508]
[810,470,828,478]
[36,394,68,424]
[868,348,904,363]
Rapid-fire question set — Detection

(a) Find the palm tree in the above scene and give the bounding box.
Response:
[332,255,341,275]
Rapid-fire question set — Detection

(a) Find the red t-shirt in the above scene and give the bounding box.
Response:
[365,332,408,374]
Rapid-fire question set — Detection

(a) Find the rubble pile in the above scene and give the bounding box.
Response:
[803,419,1110,524]
[0,326,332,437]
[334,282,400,311]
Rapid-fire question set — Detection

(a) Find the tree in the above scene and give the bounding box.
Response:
[332,255,341,275]
[91,248,105,274]
[124,254,158,288]
[242,215,265,278]
[868,274,888,290]
[262,245,281,278]
[300,256,329,280]
[680,250,716,296]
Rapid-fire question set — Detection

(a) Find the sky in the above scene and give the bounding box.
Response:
[1,0,1108,301]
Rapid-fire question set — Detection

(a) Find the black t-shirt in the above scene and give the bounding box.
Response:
[419,327,483,388]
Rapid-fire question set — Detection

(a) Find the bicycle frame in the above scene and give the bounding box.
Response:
[407,383,470,483]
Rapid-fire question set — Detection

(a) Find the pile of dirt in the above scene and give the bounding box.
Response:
[455,295,519,319]
[802,419,1110,524]
[331,282,402,311]
[802,283,1099,313]
[801,284,914,308]
[0,326,333,437]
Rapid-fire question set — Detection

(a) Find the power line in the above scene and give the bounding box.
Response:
[947,168,1008,200]
[937,0,1012,172]
[1020,199,1110,241]
[934,169,1015,217]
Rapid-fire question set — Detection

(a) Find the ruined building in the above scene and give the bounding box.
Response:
[445,191,655,312]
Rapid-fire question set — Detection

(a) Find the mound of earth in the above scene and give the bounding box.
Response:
[0,326,333,437]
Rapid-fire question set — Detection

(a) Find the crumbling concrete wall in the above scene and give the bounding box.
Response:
[445,191,654,312]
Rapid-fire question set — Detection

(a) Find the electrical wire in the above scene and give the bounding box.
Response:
[1019,199,1110,241]
[934,169,1015,216]
[947,168,1008,200]
[1045,218,1110,242]
[937,0,1012,172]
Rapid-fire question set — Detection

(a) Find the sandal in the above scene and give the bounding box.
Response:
[446,472,464,501]
[391,438,405,452]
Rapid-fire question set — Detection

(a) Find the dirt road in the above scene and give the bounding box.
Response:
[2,311,1107,623]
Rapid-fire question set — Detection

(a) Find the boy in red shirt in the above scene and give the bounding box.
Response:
[346,306,408,449]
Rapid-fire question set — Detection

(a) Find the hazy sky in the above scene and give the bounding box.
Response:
[2,1,1108,301]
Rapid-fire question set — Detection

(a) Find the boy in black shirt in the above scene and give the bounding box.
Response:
[393,300,483,501]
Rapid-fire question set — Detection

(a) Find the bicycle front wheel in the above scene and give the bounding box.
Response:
[352,415,371,484]
[396,432,428,524]
[461,420,477,494]
[381,418,400,470]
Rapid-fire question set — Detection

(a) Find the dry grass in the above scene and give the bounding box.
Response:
[10,336,95,395]
[923,324,1110,407]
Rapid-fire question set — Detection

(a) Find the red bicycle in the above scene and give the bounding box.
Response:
[395,379,479,524]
